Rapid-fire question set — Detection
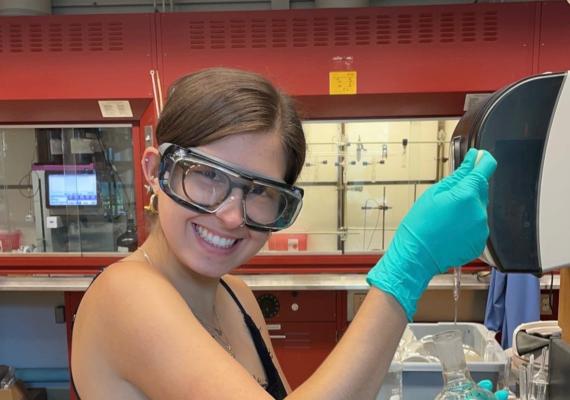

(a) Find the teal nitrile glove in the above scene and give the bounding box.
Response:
[493,389,509,400]
[367,148,497,321]
[478,379,494,392]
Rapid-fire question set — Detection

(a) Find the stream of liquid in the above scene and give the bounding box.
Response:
[453,266,461,324]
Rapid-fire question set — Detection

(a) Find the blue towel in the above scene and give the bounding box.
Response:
[484,269,541,349]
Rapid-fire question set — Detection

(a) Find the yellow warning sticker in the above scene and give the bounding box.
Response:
[329,71,357,95]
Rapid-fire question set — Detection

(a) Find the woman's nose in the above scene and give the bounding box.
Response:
[215,189,246,229]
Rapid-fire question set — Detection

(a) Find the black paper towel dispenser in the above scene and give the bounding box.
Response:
[450,71,570,275]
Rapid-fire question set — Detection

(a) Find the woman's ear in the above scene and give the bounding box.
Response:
[142,147,161,193]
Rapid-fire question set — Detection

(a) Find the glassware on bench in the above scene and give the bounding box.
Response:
[431,330,495,400]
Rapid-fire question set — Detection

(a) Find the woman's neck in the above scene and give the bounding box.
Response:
[136,225,221,323]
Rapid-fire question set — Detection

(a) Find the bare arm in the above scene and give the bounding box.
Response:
[289,288,406,399]
[74,264,405,400]
[228,275,406,400]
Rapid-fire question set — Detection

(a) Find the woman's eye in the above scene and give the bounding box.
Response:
[198,169,217,179]
[250,185,267,196]
[191,166,221,181]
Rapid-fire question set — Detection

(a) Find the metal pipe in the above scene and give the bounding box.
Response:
[337,123,347,253]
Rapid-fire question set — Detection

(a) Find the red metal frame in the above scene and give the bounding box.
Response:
[0,14,155,100]
[160,3,537,97]
[0,252,488,275]
[537,1,570,73]
[1,2,569,273]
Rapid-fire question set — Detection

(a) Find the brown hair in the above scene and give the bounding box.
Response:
[156,68,306,184]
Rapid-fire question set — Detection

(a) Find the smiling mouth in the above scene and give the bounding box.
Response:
[193,223,241,249]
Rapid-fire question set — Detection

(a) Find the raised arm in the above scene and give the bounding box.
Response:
[288,148,497,399]
[73,148,496,400]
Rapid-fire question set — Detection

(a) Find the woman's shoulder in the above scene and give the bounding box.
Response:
[76,259,182,329]
[86,260,167,298]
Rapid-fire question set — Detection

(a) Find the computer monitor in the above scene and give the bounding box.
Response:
[45,171,98,207]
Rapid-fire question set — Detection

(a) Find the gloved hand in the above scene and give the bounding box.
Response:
[477,379,510,400]
[367,148,497,321]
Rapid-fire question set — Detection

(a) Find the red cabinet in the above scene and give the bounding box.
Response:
[254,290,345,389]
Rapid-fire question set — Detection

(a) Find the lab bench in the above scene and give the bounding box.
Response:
[0,273,560,393]
[0,271,560,292]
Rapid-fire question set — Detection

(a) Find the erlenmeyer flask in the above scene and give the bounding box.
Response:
[432,330,495,399]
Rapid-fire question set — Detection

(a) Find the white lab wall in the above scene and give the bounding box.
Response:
[345,184,416,251]
[267,118,459,253]
[297,122,340,184]
[279,186,339,251]
[275,122,340,252]
[261,118,460,254]
[345,120,438,182]
[0,128,37,249]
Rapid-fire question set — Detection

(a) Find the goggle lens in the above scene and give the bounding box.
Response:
[159,143,303,231]
[169,159,293,228]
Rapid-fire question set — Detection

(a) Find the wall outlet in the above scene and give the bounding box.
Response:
[541,294,553,315]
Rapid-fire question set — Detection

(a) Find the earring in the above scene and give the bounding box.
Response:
[144,193,159,214]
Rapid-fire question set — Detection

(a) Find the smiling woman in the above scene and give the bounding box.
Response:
[71,68,307,400]
[70,67,495,400]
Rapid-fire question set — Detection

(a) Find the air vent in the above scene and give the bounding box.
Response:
[189,21,206,49]
[228,19,246,49]
[397,14,413,44]
[0,21,124,53]
[271,18,288,48]
[251,18,268,48]
[355,16,371,46]
[9,24,23,53]
[333,16,350,46]
[211,20,226,49]
[483,11,498,41]
[461,12,477,42]
[292,18,309,48]
[418,13,434,44]
[313,17,329,47]
[376,14,391,45]
[440,13,455,43]
[48,24,64,52]
[184,9,499,50]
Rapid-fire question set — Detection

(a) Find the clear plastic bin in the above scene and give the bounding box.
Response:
[377,323,507,400]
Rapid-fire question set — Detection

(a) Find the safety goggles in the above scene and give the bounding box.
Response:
[158,143,304,232]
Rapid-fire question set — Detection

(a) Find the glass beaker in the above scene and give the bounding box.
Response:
[432,330,495,400]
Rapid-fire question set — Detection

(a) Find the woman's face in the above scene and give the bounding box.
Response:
[157,131,287,278]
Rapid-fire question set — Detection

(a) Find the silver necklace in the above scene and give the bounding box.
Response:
[141,249,235,358]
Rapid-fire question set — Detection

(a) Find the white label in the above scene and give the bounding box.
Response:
[98,100,133,118]
[287,238,299,251]
[463,93,492,111]
[117,246,130,253]
[49,138,63,155]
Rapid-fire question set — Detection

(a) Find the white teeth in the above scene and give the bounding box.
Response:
[195,225,237,249]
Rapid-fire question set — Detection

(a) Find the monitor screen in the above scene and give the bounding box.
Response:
[47,172,98,207]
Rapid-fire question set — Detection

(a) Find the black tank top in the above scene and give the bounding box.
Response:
[71,276,288,399]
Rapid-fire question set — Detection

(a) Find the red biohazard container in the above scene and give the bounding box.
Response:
[268,234,307,251]
[0,230,22,252]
